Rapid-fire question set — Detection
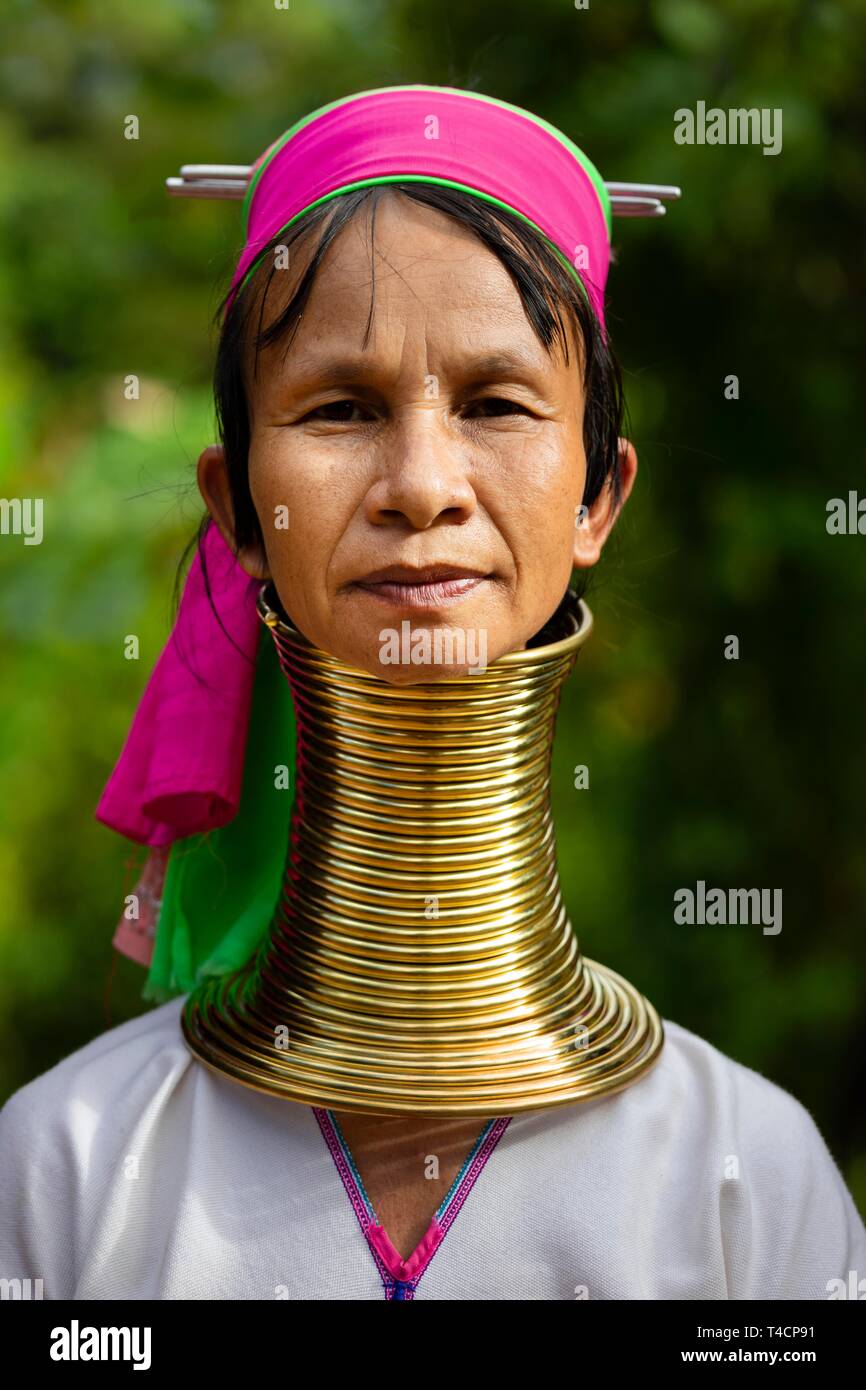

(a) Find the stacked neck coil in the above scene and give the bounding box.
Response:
[181,585,664,1115]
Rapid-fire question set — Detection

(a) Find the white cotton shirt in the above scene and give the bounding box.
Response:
[1,996,864,1301]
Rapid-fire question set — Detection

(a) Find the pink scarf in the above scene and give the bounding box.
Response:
[95,520,260,846]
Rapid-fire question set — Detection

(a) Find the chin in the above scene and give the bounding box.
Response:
[364,658,490,687]
[319,596,505,683]
[342,631,497,684]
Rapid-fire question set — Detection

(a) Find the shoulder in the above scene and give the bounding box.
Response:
[0,996,190,1151]
[652,1018,866,1294]
[0,997,196,1297]
[525,1015,848,1185]
[515,1016,866,1297]
[657,1016,838,1158]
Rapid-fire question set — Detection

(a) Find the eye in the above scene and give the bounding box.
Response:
[305,399,374,423]
[462,396,531,419]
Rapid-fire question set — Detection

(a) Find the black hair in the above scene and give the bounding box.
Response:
[176,182,627,653]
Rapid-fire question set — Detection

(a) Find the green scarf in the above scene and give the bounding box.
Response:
[143,631,296,1003]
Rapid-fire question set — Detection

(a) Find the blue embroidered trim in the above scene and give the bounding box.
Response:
[327,1111,376,1220]
[435,1119,496,1220]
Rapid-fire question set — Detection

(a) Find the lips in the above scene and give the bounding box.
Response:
[352,565,490,610]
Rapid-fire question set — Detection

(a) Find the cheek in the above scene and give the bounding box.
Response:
[489,434,584,570]
[248,439,347,581]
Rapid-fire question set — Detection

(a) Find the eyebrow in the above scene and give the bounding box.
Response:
[459,350,549,382]
[279,347,549,391]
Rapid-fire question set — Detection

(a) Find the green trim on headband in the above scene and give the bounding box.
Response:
[234,174,599,322]
[142,628,296,1003]
[243,86,611,237]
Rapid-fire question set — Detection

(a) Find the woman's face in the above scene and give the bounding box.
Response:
[200,192,636,682]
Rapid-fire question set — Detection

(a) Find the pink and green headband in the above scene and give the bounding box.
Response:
[226,84,613,326]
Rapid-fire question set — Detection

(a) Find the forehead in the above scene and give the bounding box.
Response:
[243,191,580,381]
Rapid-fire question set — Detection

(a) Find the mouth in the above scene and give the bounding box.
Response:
[351,565,490,610]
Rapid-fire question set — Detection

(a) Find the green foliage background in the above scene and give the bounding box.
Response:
[1,0,864,1215]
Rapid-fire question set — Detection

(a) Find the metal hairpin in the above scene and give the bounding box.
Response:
[166,165,681,217]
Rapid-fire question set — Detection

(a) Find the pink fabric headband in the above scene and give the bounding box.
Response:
[96,86,614,868]
[227,85,612,325]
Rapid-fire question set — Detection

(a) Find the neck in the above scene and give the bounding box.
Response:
[182,586,663,1115]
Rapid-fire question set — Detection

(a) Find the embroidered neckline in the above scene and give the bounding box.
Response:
[313,1108,511,1300]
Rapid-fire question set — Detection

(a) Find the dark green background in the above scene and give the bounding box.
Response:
[1,0,864,1216]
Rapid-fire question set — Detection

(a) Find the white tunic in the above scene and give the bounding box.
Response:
[1,997,863,1300]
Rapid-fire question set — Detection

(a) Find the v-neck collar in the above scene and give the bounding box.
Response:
[313,1107,511,1300]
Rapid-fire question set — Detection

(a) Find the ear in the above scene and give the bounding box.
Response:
[196,444,271,581]
[572,438,638,569]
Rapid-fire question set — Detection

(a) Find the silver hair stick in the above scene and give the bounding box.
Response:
[605,182,681,199]
[166,166,681,215]
[166,178,246,199]
[179,164,251,180]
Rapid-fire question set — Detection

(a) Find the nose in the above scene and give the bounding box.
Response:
[363,408,477,530]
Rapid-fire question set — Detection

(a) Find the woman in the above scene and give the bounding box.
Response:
[1,85,863,1300]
